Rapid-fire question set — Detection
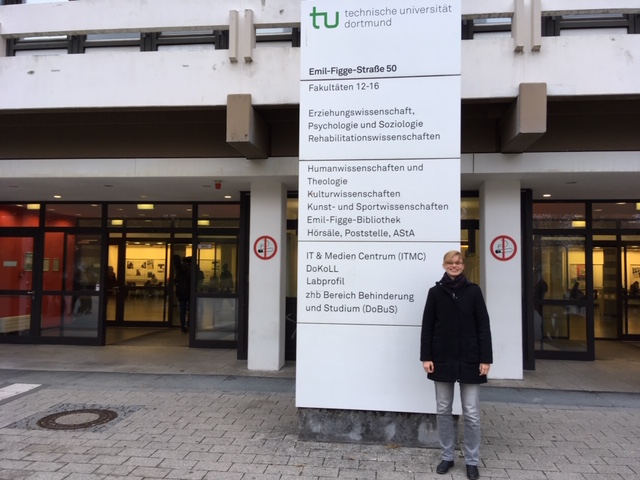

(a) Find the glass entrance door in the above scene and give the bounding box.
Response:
[621,246,640,338]
[593,246,618,339]
[1,232,103,342]
[108,237,171,325]
[44,232,102,340]
[0,235,37,338]
[593,244,640,340]
[533,234,594,359]
[192,233,239,346]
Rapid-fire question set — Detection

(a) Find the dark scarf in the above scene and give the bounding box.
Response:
[440,273,468,291]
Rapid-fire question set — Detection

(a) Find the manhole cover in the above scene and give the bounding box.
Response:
[36,409,118,430]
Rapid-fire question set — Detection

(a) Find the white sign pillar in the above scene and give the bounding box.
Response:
[297,0,461,413]
[248,182,286,371]
[480,180,523,380]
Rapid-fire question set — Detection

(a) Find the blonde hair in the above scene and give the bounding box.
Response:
[443,250,463,264]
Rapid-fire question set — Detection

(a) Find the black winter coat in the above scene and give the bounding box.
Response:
[420,279,493,384]
[175,265,191,301]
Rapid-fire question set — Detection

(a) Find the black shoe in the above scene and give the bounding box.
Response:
[436,460,454,474]
[180,326,188,333]
[466,465,479,480]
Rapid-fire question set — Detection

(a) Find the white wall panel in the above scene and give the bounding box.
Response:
[1,1,639,108]
[2,33,638,109]
[295,323,450,413]
[473,152,640,174]
[0,48,300,110]
[462,34,640,99]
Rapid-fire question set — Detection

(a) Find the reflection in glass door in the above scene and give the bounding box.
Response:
[0,235,36,338]
[192,233,239,345]
[593,245,640,340]
[1,233,104,341]
[108,237,171,325]
[42,233,102,339]
[621,246,640,337]
[593,246,618,339]
[533,234,593,359]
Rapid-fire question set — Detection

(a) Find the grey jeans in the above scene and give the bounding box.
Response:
[434,381,481,466]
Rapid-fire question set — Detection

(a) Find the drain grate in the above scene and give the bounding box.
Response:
[36,408,118,430]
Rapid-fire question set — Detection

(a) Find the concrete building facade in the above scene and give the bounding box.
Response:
[0,0,639,388]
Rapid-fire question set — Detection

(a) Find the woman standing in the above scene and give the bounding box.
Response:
[420,250,493,480]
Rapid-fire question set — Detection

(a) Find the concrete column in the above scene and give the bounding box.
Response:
[247,182,286,371]
[480,180,523,379]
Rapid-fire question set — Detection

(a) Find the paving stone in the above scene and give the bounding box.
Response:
[130,466,172,477]
[22,461,64,472]
[545,473,591,480]
[0,459,33,470]
[264,464,305,475]
[241,474,283,480]
[289,456,324,467]
[0,470,30,480]
[89,454,127,466]
[301,466,340,477]
[593,464,637,474]
[202,472,243,480]
[121,455,163,467]
[218,452,257,463]
[57,462,100,474]
[194,460,233,472]
[375,471,416,480]
[0,369,639,480]
[0,450,31,460]
[23,473,69,480]
[502,470,549,479]
[334,468,376,479]
[227,463,268,474]
[280,476,321,480]
[164,469,208,480]
[185,451,224,462]
[356,460,396,471]
[582,475,626,480]
[94,463,137,476]
[63,474,107,480]
[252,453,290,465]
[150,448,190,460]
[158,458,199,469]
[554,461,598,473]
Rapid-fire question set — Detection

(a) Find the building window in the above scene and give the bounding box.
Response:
[543,14,639,37]
[108,204,193,229]
[0,204,41,227]
[593,202,640,229]
[462,18,512,40]
[533,202,586,229]
[45,203,102,228]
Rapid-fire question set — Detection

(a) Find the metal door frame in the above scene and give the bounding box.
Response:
[0,231,42,344]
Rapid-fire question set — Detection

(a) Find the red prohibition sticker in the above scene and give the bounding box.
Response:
[490,235,517,261]
[253,235,277,260]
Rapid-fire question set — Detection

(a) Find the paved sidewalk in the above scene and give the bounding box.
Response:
[1,339,639,479]
[1,370,639,480]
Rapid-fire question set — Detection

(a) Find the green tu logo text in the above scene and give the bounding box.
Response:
[310,7,339,29]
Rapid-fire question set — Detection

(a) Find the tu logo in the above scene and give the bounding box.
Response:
[310,6,339,29]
